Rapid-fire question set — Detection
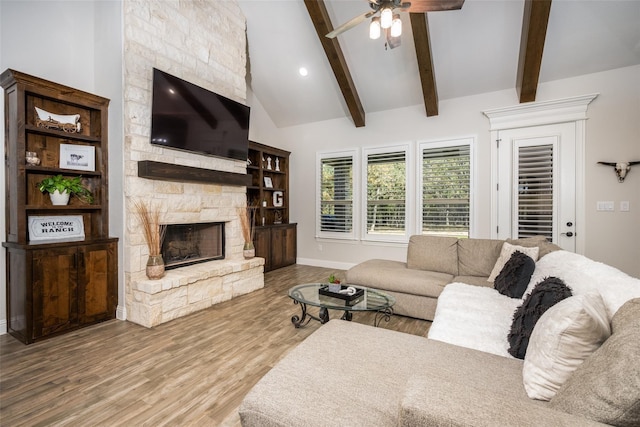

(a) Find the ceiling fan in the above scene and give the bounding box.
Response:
[326,0,464,49]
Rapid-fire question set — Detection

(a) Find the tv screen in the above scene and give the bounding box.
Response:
[150,68,250,161]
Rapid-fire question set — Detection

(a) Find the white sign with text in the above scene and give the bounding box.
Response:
[28,215,85,243]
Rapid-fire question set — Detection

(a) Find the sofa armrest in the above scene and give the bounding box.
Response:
[399,374,606,427]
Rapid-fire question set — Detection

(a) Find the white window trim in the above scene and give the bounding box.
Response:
[416,137,476,238]
[316,149,359,240]
[361,143,414,244]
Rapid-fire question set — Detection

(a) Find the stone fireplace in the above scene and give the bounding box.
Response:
[122,1,264,328]
[162,222,225,269]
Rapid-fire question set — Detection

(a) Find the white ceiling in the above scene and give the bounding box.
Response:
[238,0,640,128]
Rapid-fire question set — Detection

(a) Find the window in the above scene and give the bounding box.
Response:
[419,140,472,238]
[517,143,554,240]
[317,151,356,239]
[364,146,410,242]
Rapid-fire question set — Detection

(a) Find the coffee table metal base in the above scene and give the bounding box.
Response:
[290,300,392,328]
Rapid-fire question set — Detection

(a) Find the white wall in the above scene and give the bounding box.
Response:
[249,65,640,278]
[0,0,124,332]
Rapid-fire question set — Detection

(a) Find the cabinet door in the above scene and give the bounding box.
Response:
[282,225,297,267]
[271,225,297,270]
[32,247,79,338]
[78,242,117,324]
[253,227,272,271]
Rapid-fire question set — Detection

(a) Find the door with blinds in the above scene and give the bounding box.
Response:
[496,123,576,252]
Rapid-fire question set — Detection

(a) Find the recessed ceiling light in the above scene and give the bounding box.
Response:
[298,67,308,77]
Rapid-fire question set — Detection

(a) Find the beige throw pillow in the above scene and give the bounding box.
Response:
[488,242,539,283]
[523,292,610,401]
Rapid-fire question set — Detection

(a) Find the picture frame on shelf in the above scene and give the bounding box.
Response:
[264,176,273,188]
[59,143,95,171]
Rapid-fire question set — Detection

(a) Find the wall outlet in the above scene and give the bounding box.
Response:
[596,201,615,211]
[620,201,630,212]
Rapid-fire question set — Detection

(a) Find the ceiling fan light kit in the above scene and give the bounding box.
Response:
[380,7,393,28]
[390,13,402,37]
[369,17,381,39]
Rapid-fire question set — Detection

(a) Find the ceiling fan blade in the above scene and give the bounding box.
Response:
[399,2,412,10]
[406,0,464,13]
[326,10,376,39]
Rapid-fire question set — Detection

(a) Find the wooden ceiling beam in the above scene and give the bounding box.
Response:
[516,0,552,103]
[410,13,438,117]
[304,0,366,127]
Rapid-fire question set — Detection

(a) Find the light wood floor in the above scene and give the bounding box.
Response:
[0,264,430,426]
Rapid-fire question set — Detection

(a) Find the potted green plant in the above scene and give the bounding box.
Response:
[37,174,93,205]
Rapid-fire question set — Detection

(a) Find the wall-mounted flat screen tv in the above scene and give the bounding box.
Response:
[150,68,250,161]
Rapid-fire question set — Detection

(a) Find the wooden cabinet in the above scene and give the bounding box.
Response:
[247,141,296,271]
[254,224,297,272]
[1,69,118,344]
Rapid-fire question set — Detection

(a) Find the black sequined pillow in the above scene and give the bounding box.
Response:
[508,277,572,359]
[494,251,536,298]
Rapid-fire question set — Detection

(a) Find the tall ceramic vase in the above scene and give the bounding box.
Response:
[243,241,255,259]
[146,254,165,279]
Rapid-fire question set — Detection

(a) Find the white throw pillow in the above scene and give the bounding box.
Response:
[488,242,539,282]
[522,292,611,401]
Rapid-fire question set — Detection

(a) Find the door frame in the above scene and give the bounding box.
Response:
[483,94,598,255]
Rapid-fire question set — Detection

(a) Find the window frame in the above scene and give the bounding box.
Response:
[417,137,475,238]
[316,149,359,240]
[361,143,414,243]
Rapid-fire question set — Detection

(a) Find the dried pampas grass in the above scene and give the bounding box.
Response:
[238,206,257,243]
[134,200,166,256]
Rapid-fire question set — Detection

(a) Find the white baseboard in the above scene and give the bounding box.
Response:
[0,318,7,335]
[116,304,127,321]
[296,258,356,271]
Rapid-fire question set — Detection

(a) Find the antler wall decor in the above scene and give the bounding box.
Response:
[597,161,640,183]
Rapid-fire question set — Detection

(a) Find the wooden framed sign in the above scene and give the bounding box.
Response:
[28,215,85,243]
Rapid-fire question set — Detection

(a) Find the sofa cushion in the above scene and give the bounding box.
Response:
[346,259,452,298]
[550,298,640,426]
[507,236,561,258]
[508,277,572,359]
[239,320,440,427]
[406,235,459,276]
[523,292,610,401]
[488,242,539,282]
[494,251,536,298]
[457,238,503,277]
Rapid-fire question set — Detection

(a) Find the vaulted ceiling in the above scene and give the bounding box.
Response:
[238,0,640,128]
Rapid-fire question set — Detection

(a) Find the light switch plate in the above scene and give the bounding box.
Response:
[620,201,630,212]
[597,201,615,211]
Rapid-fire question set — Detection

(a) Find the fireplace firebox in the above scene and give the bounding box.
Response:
[161,222,224,269]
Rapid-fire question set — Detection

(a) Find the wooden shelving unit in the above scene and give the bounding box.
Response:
[2,69,118,344]
[247,141,296,271]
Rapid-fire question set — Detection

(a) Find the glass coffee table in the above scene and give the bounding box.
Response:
[288,283,395,328]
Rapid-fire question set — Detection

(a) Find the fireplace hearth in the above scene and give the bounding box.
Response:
[161,222,224,269]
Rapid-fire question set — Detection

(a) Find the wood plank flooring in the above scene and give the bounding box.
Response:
[0,264,431,426]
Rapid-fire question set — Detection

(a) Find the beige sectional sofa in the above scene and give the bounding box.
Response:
[346,235,560,320]
[240,238,640,426]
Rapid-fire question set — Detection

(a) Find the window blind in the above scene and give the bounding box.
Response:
[366,151,406,235]
[320,156,353,233]
[421,145,470,237]
[517,144,553,239]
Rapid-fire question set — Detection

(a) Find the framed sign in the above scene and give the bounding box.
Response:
[60,143,95,171]
[264,176,273,188]
[28,215,85,243]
